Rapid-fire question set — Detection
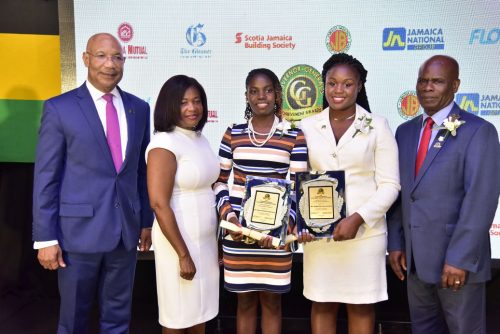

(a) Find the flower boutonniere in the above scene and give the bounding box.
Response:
[432,114,465,148]
[352,115,374,138]
[438,114,465,137]
[276,120,292,139]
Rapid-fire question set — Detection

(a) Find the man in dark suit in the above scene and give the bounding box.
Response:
[387,55,500,334]
[33,33,154,334]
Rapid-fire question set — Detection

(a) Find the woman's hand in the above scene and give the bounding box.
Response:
[296,227,315,244]
[227,216,244,241]
[179,254,196,280]
[258,235,274,248]
[333,213,364,241]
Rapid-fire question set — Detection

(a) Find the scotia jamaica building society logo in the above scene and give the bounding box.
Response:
[234,32,296,50]
[382,27,445,51]
[455,93,500,116]
[280,65,324,123]
[181,23,212,59]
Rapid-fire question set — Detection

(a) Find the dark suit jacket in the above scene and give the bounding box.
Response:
[388,103,500,284]
[33,83,153,253]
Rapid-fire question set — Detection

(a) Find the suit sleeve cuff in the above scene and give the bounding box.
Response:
[33,240,59,249]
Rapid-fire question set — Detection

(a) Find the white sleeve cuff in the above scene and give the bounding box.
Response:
[33,240,59,249]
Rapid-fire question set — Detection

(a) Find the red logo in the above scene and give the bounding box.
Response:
[118,23,134,43]
[208,110,219,123]
[235,32,243,43]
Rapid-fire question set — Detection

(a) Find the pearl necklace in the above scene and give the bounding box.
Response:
[247,116,278,147]
[332,112,356,121]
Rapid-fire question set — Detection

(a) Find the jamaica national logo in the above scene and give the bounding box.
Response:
[280,65,324,122]
[456,93,500,116]
[325,25,351,54]
[455,93,480,115]
[397,91,421,119]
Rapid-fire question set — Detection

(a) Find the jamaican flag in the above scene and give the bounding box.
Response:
[0,1,60,162]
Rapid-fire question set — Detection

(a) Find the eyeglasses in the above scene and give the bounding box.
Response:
[85,51,125,63]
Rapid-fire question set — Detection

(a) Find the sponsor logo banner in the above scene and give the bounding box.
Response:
[280,65,324,122]
[181,23,212,58]
[469,28,500,45]
[456,93,499,116]
[234,32,296,50]
[117,22,148,59]
[397,91,421,119]
[325,25,351,54]
[383,27,445,51]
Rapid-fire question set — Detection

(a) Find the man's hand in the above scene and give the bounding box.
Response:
[388,250,407,281]
[441,263,467,291]
[138,228,152,252]
[38,244,65,270]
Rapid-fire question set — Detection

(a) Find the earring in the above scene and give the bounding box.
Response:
[246,102,252,113]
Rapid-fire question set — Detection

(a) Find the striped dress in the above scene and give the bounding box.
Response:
[214,122,308,293]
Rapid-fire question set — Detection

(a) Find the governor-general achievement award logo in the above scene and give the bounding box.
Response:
[280,65,324,123]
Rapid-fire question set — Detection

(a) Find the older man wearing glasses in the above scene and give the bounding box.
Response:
[33,33,153,334]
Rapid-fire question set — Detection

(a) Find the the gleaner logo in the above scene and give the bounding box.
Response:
[280,65,324,122]
[397,91,421,119]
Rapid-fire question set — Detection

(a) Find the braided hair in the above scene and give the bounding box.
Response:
[244,68,283,120]
[322,53,371,112]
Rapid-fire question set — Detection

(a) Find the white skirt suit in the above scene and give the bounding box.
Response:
[300,105,400,303]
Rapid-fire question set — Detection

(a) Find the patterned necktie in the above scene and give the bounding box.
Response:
[415,117,434,177]
[103,94,122,172]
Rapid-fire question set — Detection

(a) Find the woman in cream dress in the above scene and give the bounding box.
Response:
[147,75,219,334]
[299,54,400,334]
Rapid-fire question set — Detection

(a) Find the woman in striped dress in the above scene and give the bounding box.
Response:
[214,68,308,334]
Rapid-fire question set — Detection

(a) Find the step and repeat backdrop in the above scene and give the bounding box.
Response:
[70,0,500,256]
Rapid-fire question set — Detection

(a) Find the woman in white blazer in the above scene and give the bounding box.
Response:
[299,53,400,334]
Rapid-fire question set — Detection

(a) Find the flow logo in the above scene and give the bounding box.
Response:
[469,28,500,45]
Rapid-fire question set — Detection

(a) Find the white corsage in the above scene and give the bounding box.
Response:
[439,114,465,137]
[352,115,374,138]
[432,114,465,148]
[276,120,292,138]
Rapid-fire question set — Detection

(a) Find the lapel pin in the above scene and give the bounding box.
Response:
[438,136,445,142]
[433,142,442,148]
